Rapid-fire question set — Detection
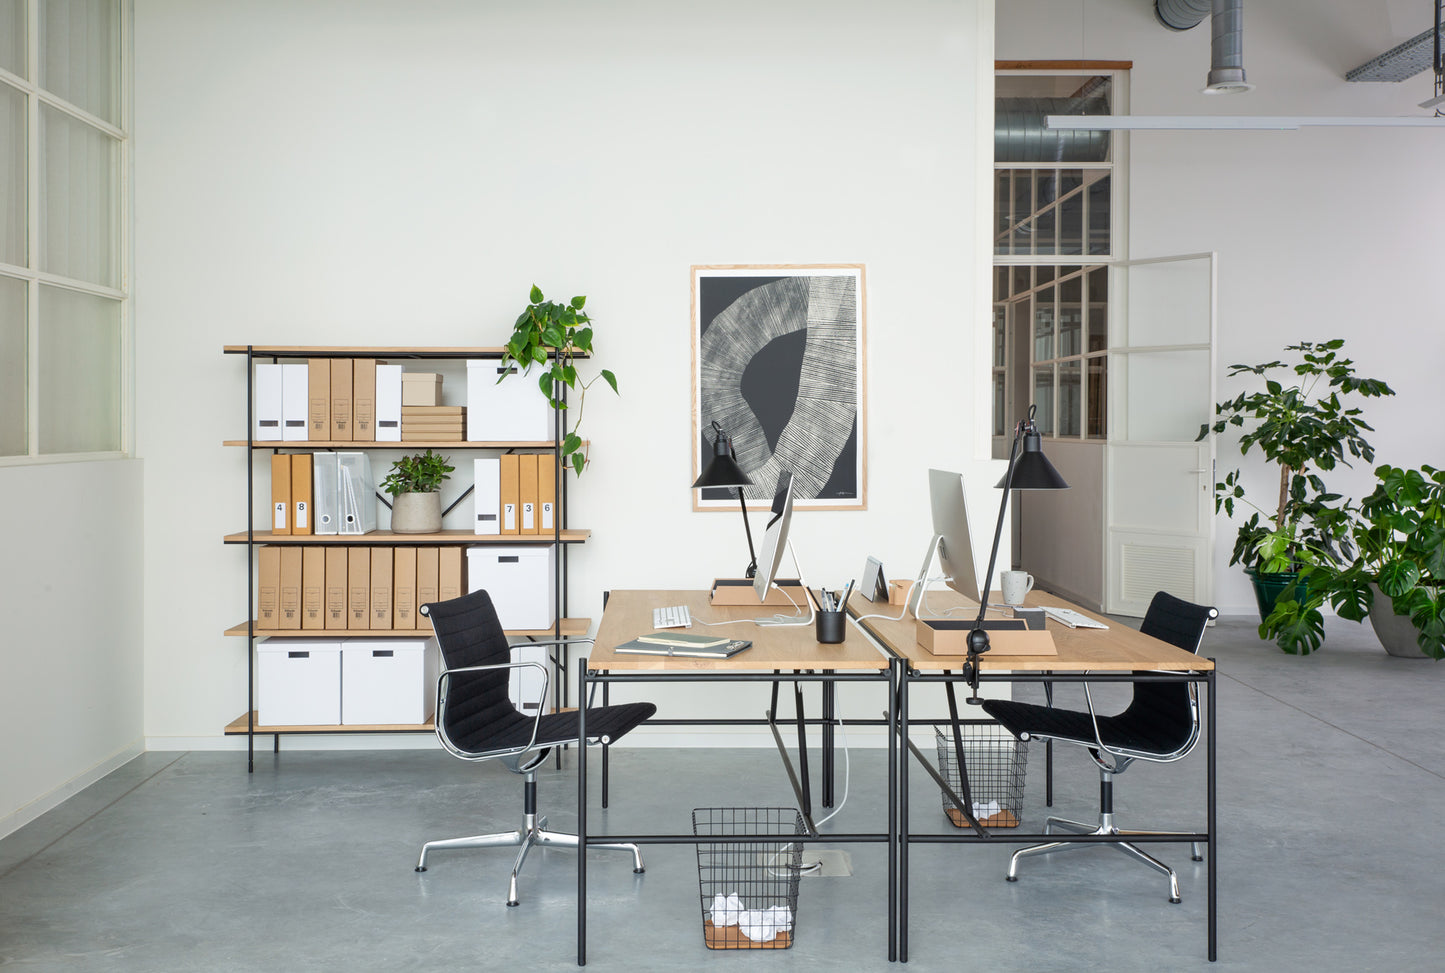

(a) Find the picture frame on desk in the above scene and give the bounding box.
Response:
[690,264,867,511]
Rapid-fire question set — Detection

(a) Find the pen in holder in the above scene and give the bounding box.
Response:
[815,609,846,644]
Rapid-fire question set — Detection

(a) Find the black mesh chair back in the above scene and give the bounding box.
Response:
[1111,590,1218,757]
[421,588,527,755]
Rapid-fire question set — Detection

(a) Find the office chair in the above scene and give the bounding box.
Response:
[414,588,657,906]
[981,591,1217,903]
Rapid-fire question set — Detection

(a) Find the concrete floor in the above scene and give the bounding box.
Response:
[2,615,1442,972]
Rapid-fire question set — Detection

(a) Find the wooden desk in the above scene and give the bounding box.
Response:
[577,590,897,965]
[848,587,1218,963]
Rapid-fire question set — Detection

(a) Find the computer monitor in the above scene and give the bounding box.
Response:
[906,469,984,618]
[752,471,795,604]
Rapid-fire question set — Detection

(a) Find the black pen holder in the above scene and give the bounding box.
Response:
[815,610,846,644]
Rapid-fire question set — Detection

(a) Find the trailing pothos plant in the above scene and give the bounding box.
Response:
[498,285,617,476]
[1267,465,1445,658]
[1200,339,1394,579]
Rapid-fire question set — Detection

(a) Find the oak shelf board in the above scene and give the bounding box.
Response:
[222,345,588,359]
[224,440,565,449]
[226,618,592,639]
[223,528,590,545]
[224,712,435,735]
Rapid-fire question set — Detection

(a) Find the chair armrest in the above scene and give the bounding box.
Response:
[433,661,551,761]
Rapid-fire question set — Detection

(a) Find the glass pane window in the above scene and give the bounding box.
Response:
[38,284,120,453]
[0,274,24,455]
[1087,267,1108,352]
[40,0,120,124]
[1058,361,1082,437]
[0,82,23,266]
[41,103,118,287]
[1087,356,1108,439]
[1033,290,1054,362]
[1059,273,1082,357]
[1032,365,1055,436]
[0,0,23,77]
[1088,174,1111,256]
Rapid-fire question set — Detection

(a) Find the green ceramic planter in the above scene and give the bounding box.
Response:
[1246,567,1310,624]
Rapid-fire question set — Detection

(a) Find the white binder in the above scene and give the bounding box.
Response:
[313,452,340,535]
[281,363,309,442]
[375,364,402,442]
[474,457,501,535]
[338,452,377,535]
[254,364,283,441]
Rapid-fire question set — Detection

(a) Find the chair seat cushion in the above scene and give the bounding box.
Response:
[448,701,657,756]
[981,698,1189,756]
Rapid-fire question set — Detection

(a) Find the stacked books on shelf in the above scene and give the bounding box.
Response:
[402,405,466,441]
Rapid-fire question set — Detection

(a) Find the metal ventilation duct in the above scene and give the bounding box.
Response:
[1155,0,1251,93]
[996,97,1111,163]
[1347,26,1443,82]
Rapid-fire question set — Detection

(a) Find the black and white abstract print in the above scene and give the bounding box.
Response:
[694,266,865,509]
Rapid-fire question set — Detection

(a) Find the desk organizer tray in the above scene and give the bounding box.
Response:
[709,578,807,607]
[694,807,804,949]
[915,617,1057,656]
[935,724,1029,829]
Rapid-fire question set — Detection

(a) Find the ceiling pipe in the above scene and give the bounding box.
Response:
[1156,0,1253,93]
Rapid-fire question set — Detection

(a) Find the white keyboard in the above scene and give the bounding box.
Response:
[652,604,693,629]
[1038,606,1109,630]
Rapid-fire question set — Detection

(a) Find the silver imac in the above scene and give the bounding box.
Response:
[752,471,795,604]
[906,469,984,619]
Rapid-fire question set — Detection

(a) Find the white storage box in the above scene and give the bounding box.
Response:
[510,642,550,716]
[466,545,556,630]
[341,637,439,725]
[257,639,342,726]
[467,360,553,441]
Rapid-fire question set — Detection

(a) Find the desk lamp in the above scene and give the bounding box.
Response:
[692,420,758,578]
[966,404,1069,703]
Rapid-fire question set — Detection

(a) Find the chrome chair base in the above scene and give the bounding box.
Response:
[1005,812,1183,903]
[415,813,645,907]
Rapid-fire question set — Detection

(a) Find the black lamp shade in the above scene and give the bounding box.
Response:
[693,452,752,489]
[996,426,1069,490]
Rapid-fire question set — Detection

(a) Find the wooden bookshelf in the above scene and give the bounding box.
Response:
[224,712,435,735]
[225,618,592,639]
[224,528,590,545]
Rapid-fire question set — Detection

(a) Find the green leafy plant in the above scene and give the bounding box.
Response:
[498,285,617,476]
[1270,466,1445,659]
[380,449,454,498]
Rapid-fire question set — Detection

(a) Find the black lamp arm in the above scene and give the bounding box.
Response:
[739,485,758,578]
[966,413,1027,700]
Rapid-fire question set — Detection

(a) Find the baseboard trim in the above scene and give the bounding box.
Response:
[1,740,145,841]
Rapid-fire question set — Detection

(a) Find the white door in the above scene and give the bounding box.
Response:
[1105,253,1217,616]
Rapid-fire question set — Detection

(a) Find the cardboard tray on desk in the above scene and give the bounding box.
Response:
[710,578,807,607]
[915,618,1057,656]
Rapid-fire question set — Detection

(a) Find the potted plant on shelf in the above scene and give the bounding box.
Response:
[1269,465,1445,659]
[1198,339,1394,652]
[497,285,617,477]
[381,449,454,534]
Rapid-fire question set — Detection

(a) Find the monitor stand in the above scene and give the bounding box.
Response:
[754,540,817,627]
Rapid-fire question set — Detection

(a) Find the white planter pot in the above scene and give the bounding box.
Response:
[391,491,442,534]
[1368,583,1429,659]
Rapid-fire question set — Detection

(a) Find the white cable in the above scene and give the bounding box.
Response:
[767,713,852,877]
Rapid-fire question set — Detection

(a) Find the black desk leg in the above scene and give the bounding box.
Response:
[1207,667,1217,962]
[601,680,611,809]
[899,663,910,963]
[577,667,589,967]
[793,680,813,820]
[887,659,899,963]
[822,679,836,808]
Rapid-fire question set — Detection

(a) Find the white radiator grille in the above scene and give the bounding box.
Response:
[1121,544,1196,604]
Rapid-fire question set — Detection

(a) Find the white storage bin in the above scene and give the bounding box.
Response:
[510,642,551,716]
[257,639,341,726]
[341,638,439,726]
[467,360,553,441]
[466,546,555,630]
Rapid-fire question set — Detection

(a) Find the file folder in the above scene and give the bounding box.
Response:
[499,453,520,535]
[257,545,281,628]
[439,547,463,603]
[375,364,402,442]
[348,548,370,630]
[270,454,291,535]
[291,453,313,535]
[416,547,440,609]
[279,546,303,630]
[538,453,556,532]
[519,453,539,535]
[313,452,339,535]
[282,363,309,442]
[308,358,331,440]
[392,547,417,630]
[302,546,325,629]
[324,547,348,629]
[353,358,377,442]
[255,364,283,441]
[330,358,353,441]
[338,452,377,535]
[473,457,501,535]
[371,547,393,629]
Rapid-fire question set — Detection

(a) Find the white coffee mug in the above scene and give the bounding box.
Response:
[1001,570,1035,606]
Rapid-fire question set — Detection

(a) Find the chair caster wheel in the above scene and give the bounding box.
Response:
[634,867,645,874]
[507,900,519,908]
[1169,897,1181,904]
[1005,875,1018,883]
[1192,855,1204,862]
[415,866,426,872]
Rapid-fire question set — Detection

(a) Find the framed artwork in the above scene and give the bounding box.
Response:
[691,264,867,511]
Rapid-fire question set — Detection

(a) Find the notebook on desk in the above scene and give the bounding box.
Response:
[615,637,754,660]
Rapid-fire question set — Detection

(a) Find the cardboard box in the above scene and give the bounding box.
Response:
[302,546,325,630]
[370,547,393,629]
[325,547,349,629]
[330,358,353,441]
[307,358,331,440]
[710,578,807,607]
[257,546,281,628]
[392,547,417,630]
[439,547,463,603]
[416,547,439,612]
[270,454,291,535]
[353,358,377,442]
[257,638,341,726]
[401,373,443,407]
[914,618,1057,657]
[466,545,554,630]
[291,453,313,535]
[888,579,915,606]
[348,548,370,630]
[340,637,438,725]
[279,546,303,630]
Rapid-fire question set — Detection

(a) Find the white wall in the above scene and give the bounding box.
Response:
[0,460,144,834]
[134,0,999,745]
[998,0,1445,614]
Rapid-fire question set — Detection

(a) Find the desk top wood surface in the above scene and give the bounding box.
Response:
[847,588,1214,673]
[589,590,890,672]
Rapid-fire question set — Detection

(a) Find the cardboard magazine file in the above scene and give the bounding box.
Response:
[307,358,330,440]
[348,548,371,630]
[352,358,377,441]
[709,578,808,607]
[324,547,349,630]
[279,546,303,630]
[392,547,417,630]
[270,454,291,534]
[257,545,281,628]
[915,618,1057,657]
[302,546,326,630]
[370,547,393,629]
[329,358,353,441]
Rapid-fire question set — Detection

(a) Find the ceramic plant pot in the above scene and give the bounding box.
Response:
[1245,567,1310,624]
[1368,583,1430,659]
[391,491,442,533]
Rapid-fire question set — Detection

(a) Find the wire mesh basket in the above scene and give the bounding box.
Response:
[934,723,1029,828]
[693,807,805,949]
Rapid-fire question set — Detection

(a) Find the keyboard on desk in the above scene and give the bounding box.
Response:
[1038,606,1109,629]
[652,604,692,629]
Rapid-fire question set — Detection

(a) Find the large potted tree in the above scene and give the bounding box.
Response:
[1198,339,1394,652]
